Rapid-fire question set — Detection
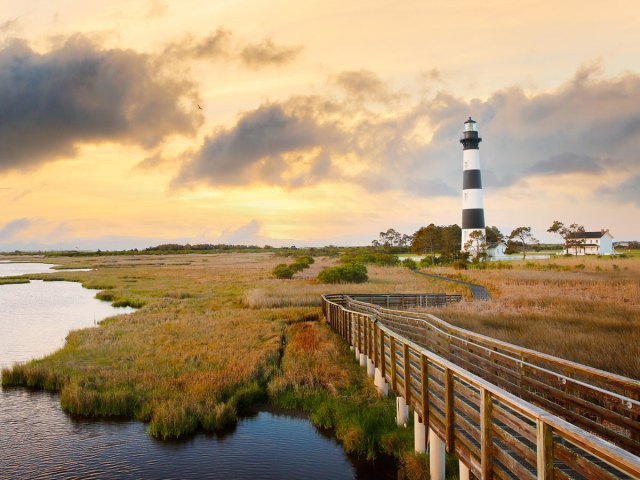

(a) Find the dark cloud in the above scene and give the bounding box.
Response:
[0,35,201,170]
[240,39,301,68]
[0,218,33,240]
[599,175,640,207]
[173,102,342,187]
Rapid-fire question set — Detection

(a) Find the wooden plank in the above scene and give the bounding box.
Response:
[492,422,536,469]
[536,420,553,480]
[492,443,536,480]
[553,441,621,480]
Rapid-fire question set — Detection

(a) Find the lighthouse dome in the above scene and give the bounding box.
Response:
[464,117,478,132]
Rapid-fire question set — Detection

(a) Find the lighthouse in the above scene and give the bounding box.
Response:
[460,117,485,254]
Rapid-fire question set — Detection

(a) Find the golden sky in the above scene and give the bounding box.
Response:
[1,0,639,249]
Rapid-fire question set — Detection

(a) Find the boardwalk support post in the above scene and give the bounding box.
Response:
[414,411,426,453]
[396,396,408,426]
[374,367,387,396]
[459,461,470,480]
[367,357,375,377]
[429,427,446,480]
[537,419,554,480]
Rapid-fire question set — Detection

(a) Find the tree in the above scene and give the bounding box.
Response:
[411,223,441,264]
[464,230,487,258]
[485,226,504,244]
[441,224,462,255]
[547,221,585,255]
[508,226,538,258]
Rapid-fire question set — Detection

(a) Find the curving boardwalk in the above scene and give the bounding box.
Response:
[321,293,640,480]
[414,270,491,300]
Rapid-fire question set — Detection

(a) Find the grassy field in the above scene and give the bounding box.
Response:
[1,252,460,472]
[421,255,640,379]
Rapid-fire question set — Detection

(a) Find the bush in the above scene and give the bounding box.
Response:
[401,258,417,270]
[272,263,294,279]
[317,263,368,284]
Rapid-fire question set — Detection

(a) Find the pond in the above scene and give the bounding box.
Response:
[0,263,396,479]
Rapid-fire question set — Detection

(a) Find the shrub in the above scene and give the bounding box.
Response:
[272,263,294,279]
[401,258,417,270]
[317,263,368,284]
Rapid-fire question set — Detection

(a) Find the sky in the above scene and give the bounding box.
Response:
[1,0,639,250]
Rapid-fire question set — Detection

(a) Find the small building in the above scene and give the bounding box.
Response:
[486,241,508,258]
[563,230,615,255]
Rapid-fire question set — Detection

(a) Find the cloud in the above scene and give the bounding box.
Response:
[172,101,343,188]
[0,218,34,240]
[0,35,202,171]
[145,0,168,19]
[163,30,301,68]
[240,39,302,68]
[163,29,232,61]
[529,152,604,175]
[0,18,20,36]
[169,64,640,199]
[599,175,640,207]
[334,70,395,103]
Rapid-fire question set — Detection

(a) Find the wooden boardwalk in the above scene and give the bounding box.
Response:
[322,293,640,480]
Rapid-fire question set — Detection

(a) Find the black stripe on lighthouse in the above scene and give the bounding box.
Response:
[462,208,485,229]
[462,169,482,190]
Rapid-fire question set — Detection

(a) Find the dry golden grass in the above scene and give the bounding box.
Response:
[2,252,460,440]
[421,256,640,378]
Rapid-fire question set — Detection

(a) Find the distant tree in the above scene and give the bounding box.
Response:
[508,226,538,258]
[485,226,504,244]
[464,230,487,259]
[441,224,462,255]
[547,221,585,255]
[411,223,441,264]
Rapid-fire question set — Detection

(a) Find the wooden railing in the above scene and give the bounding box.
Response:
[321,294,640,480]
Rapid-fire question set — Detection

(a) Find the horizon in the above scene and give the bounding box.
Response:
[2,1,640,251]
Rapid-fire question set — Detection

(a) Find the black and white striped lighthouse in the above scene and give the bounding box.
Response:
[460,117,485,252]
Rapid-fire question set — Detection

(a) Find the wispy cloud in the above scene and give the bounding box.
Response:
[163,29,302,68]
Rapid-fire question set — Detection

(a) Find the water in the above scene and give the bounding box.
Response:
[0,263,396,479]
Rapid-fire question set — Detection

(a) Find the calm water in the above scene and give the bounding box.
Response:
[0,263,396,479]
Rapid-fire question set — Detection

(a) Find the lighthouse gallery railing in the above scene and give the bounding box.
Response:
[321,294,640,480]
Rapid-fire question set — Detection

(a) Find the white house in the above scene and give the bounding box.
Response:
[563,230,615,255]
[486,241,508,259]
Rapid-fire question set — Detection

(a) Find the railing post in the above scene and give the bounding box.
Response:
[445,368,454,453]
[390,337,397,391]
[420,354,429,430]
[536,419,553,480]
[404,343,411,406]
[480,388,492,479]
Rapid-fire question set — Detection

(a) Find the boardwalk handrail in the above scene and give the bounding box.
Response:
[321,294,640,480]
[332,294,640,452]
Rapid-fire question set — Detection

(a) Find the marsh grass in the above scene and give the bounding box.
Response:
[2,252,452,446]
[269,321,413,460]
[0,277,30,285]
[422,256,640,378]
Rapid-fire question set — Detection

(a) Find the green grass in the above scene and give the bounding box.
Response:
[0,277,30,285]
